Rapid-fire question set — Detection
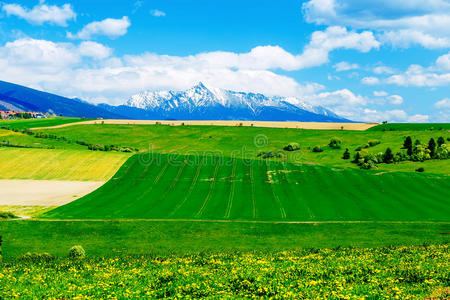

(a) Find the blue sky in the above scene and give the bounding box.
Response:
[0,0,449,122]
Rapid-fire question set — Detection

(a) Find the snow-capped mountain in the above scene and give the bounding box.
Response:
[102,82,351,122]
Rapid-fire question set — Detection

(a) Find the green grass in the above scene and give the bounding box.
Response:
[0,117,88,129]
[40,124,450,174]
[0,245,448,298]
[0,220,448,257]
[42,153,450,221]
[368,123,450,131]
[0,148,130,181]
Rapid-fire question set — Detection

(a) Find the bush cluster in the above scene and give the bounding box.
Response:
[257,151,286,159]
[18,252,55,262]
[0,140,56,149]
[0,211,18,219]
[328,138,342,149]
[312,146,323,153]
[355,139,380,151]
[351,136,449,169]
[283,142,300,152]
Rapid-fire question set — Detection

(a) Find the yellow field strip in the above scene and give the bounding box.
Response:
[32,119,379,131]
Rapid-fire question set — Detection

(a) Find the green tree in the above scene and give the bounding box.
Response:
[437,136,445,147]
[403,136,413,156]
[342,148,350,160]
[383,147,394,163]
[428,138,436,158]
[328,138,342,149]
[352,151,361,164]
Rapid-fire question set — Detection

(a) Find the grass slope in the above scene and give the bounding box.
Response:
[40,124,450,174]
[368,123,450,131]
[0,117,88,129]
[42,153,450,221]
[0,148,130,181]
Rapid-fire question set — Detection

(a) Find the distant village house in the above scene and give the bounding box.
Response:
[0,110,48,119]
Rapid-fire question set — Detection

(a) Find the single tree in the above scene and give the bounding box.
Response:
[428,138,436,158]
[383,147,394,163]
[352,151,361,164]
[403,136,412,149]
[342,148,351,160]
[437,136,445,147]
[403,136,413,156]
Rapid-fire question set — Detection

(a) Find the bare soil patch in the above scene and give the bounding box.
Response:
[0,180,104,206]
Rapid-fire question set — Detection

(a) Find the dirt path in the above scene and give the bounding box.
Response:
[0,180,104,206]
[32,120,379,131]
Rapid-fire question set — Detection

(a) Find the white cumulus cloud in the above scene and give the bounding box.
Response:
[2,2,76,26]
[302,0,450,49]
[78,41,112,60]
[333,61,359,71]
[67,16,131,40]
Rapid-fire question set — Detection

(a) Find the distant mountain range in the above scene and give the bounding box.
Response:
[0,80,352,122]
[0,80,121,119]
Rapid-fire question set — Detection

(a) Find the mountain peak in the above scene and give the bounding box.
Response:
[190,81,210,92]
[124,84,350,122]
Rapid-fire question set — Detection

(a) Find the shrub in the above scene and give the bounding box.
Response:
[415,167,425,172]
[69,245,86,260]
[0,211,17,219]
[368,140,381,147]
[360,161,377,170]
[19,252,54,262]
[383,148,394,163]
[342,148,351,160]
[437,136,445,147]
[312,146,323,153]
[283,143,300,151]
[328,138,342,149]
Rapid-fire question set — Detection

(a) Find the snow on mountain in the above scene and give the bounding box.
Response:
[118,82,350,122]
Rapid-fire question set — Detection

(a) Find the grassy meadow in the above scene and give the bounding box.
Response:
[1,245,448,299]
[1,221,449,257]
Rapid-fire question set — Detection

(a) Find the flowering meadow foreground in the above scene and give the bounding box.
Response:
[1,245,448,299]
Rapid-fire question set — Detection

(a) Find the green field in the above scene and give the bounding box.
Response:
[40,123,450,174]
[42,153,450,221]
[1,221,449,257]
[0,148,130,181]
[368,123,450,131]
[0,117,88,129]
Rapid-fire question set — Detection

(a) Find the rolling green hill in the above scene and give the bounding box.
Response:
[39,123,450,174]
[42,153,450,221]
[368,123,450,131]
